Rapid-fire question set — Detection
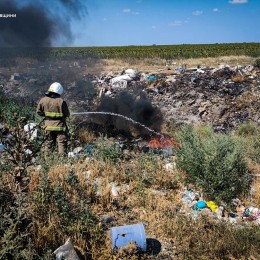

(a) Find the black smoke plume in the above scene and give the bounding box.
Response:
[0,0,87,47]
[96,91,163,136]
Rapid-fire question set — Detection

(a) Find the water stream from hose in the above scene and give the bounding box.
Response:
[71,111,164,137]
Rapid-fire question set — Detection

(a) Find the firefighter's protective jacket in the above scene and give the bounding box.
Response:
[36,96,70,131]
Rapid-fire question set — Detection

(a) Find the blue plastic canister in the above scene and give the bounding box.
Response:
[196,201,207,209]
[110,223,147,252]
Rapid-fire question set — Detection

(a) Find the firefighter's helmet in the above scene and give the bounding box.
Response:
[48,82,64,95]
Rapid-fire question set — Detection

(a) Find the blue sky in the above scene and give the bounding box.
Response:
[68,0,260,47]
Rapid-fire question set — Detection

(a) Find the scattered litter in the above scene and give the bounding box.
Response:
[164,162,175,171]
[195,201,207,210]
[110,69,139,89]
[124,69,139,78]
[175,67,185,72]
[182,189,200,203]
[110,183,120,205]
[146,75,157,81]
[180,188,260,225]
[196,68,205,74]
[0,143,5,153]
[24,149,32,155]
[85,144,92,157]
[53,238,79,260]
[206,201,218,212]
[24,122,37,139]
[73,147,83,154]
[191,77,198,83]
[10,73,21,81]
[68,147,84,159]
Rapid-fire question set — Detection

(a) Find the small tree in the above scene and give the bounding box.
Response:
[175,126,251,205]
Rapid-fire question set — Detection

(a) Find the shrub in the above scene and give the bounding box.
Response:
[0,90,35,127]
[237,124,260,164]
[175,126,251,204]
[255,58,260,68]
[92,136,124,164]
[237,123,258,136]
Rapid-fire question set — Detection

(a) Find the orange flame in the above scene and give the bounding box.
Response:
[148,136,180,149]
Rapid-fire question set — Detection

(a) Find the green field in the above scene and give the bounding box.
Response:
[1,42,260,60]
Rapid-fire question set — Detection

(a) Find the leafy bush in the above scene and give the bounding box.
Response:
[237,123,258,136]
[236,124,260,164]
[255,58,260,68]
[175,126,251,204]
[0,189,39,259]
[92,136,124,164]
[250,136,260,164]
[0,90,35,127]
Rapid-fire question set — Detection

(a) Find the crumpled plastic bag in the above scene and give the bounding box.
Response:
[206,201,218,212]
[53,238,79,260]
[24,123,37,140]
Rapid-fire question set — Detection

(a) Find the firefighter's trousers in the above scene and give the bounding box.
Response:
[45,131,68,154]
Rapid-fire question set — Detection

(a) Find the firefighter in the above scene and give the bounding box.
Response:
[36,82,70,155]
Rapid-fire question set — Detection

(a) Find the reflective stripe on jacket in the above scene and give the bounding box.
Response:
[44,112,64,117]
[36,96,70,132]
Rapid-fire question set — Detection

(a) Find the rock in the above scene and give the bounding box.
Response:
[53,238,79,260]
[28,78,38,83]
[100,215,114,223]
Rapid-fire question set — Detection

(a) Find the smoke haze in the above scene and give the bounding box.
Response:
[97,91,163,135]
[0,0,87,47]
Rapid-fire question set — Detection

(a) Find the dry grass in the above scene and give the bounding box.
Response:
[25,141,260,258]
[26,156,182,258]
[102,56,256,73]
[2,142,260,259]
[1,115,260,259]
[251,177,260,207]
[77,129,96,144]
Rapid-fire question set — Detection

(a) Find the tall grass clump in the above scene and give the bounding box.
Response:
[168,216,260,259]
[175,125,251,204]
[236,123,260,164]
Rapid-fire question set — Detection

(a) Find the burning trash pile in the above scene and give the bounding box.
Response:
[1,62,260,133]
[92,64,260,131]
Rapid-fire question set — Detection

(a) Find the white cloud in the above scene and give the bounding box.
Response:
[192,10,203,16]
[123,8,139,15]
[168,20,189,27]
[123,8,131,13]
[213,8,219,12]
[168,20,183,27]
[229,0,248,4]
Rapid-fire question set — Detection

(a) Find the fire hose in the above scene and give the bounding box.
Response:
[70,111,164,138]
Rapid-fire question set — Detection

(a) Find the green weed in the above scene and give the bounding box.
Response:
[175,126,251,205]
